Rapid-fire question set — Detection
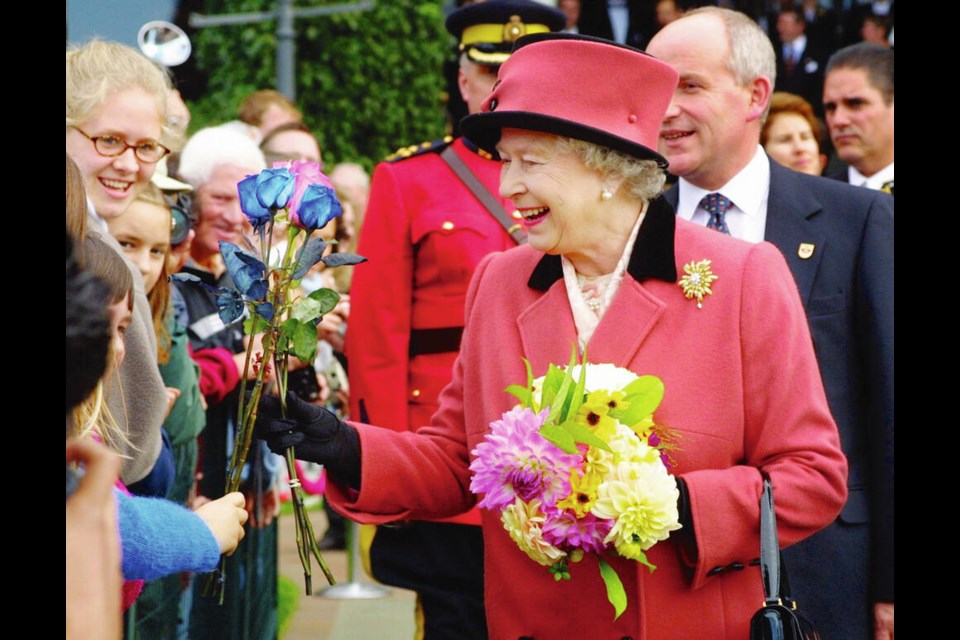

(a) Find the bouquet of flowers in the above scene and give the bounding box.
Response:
[174,161,365,599]
[469,349,681,618]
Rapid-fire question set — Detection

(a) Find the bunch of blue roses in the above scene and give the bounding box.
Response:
[175,161,365,598]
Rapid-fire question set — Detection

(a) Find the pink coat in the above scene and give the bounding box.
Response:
[330,202,847,639]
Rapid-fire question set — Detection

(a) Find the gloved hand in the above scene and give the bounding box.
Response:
[255,391,362,488]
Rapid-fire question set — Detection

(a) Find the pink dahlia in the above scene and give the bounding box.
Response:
[541,510,612,554]
[470,406,582,512]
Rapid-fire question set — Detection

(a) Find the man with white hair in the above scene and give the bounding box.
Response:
[173,125,278,640]
[647,8,893,639]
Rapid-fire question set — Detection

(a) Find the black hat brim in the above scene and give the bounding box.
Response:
[461,111,669,168]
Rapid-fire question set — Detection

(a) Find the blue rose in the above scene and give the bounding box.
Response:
[255,167,296,210]
[291,183,342,232]
[237,175,272,230]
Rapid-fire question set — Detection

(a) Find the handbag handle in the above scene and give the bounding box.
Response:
[759,475,782,605]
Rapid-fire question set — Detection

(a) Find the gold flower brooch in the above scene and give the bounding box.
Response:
[679,259,718,309]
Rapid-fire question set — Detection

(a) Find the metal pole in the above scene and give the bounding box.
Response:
[318,520,390,599]
[276,0,296,101]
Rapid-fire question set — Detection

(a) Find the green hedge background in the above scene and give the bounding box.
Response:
[187,0,453,171]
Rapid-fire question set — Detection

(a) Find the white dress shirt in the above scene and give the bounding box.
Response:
[783,34,807,64]
[849,162,894,191]
[675,146,771,244]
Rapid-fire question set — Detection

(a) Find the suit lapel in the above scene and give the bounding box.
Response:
[586,278,666,366]
[664,185,679,211]
[516,282,580,374]
[764,161,827,305]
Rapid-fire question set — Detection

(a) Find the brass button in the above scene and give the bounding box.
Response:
[411,389,421,398]
[441,221,455,231]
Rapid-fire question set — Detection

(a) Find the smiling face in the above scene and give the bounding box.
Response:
[823,67,894,177]
[646,13,768,190]
[106,199,171,294]
[192,164,255,264]
[497,129,632,275]
[66,88,164,220]
[763,112,822,175]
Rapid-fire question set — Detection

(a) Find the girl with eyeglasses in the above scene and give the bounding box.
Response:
[66,41,174,494]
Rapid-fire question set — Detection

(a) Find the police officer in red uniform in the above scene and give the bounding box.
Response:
[345,1,565,637]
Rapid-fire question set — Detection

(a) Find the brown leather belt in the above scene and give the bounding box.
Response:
[409,327,464,357]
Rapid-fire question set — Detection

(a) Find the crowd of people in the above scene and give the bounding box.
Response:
[67,1,892,639]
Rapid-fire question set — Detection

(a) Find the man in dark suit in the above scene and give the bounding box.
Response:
[647,7,894,639]
[823,43,894,194]
[774,8,827,117]
[578,0,656,48]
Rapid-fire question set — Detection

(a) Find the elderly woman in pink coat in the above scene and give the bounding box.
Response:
[256,33,847,639]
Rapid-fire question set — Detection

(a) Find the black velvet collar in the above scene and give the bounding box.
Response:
[527,194,678,291]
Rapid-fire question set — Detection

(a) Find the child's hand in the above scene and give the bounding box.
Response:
[194,491,248,555]
[163,387,181,420]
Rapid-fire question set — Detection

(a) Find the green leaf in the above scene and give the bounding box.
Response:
[566,349,589,422]
[243,313,271,336]
[521,357,536,411]
[619,376,665,425]
[279,318,318,362]
[540,363,565,410]
[597,557,628,621]
[633,550,657,572]
[505,384,532,407]
[290,297,324,324]
[291,320,318,362]
[547,345,581,426]
[307,288,341,315]
[559,419,612,453]
[538,423,577,454]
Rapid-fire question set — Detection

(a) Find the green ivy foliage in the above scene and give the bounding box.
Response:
[188,0,451,170]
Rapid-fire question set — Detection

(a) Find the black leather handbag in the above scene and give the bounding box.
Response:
[749,477,821,640]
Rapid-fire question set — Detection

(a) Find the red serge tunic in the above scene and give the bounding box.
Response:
[346,137,519,525]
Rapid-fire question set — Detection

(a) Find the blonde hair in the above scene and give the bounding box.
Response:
[66,154,88,241]
[238,89,302,127]
[65,39,180,152]
[132,184,174,364]
[75,236,135,452]
[555,138,666,202]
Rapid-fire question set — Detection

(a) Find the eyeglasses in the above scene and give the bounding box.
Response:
[70,126,170,164]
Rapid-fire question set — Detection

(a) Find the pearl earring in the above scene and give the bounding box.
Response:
[601,189,613,201]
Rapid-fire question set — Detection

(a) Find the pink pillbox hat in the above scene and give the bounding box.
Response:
[461,33,679,167]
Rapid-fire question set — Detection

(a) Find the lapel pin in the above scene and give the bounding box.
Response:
[797,243,815,260]
[679,259,718,309]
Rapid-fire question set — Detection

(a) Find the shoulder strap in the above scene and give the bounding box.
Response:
[759,476,782,604]
[439,146,526,245]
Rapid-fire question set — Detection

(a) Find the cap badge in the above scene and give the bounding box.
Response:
[503,15,527,42]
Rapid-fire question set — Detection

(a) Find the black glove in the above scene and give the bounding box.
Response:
[255,391,362,489]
